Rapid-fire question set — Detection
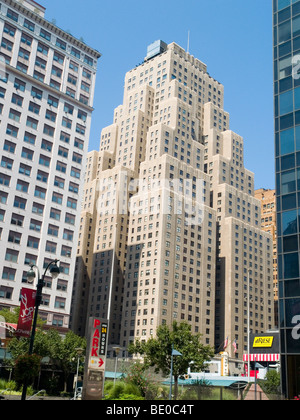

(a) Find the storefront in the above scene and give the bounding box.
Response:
[243,332,280,378]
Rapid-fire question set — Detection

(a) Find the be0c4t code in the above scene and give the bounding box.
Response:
[150,405,194,415]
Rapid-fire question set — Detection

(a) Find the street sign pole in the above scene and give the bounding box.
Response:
[82,318,108,401]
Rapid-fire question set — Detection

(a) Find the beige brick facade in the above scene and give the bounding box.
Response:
[255,188,278,325]
[71,41,274,359]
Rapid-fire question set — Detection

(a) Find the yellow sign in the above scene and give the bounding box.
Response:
[253,337,274,348]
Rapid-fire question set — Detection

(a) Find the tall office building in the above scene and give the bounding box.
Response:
[273,0,300,399]
[255,188,278,324]
[71,41,274,360]
[0,0,100,331]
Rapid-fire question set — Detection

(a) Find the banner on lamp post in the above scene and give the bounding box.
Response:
[15,288,36,338]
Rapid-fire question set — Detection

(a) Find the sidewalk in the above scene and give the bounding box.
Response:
[244,384,269,400]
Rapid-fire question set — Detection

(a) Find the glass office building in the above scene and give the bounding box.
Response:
[273,0,300,399]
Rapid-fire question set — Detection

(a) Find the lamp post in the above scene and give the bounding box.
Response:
[21,259,60,401]
[247,270,251,384]
[74,347,84,400]
[113,346,122,386]
[169,345,182,400]
[254,361,264,401]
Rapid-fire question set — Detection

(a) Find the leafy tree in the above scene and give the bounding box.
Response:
[8,330,49,361]
[39,329,86,393]
[0,307,20,324]
[1,305,86,394]
[128,321,214,399]
[123,360,153,397]
[14,354,41,390]
[261,370,281,395]
[0,307,45,330]
[8,329,86,393]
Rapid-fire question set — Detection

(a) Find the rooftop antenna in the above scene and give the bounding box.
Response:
[187,30,190,54]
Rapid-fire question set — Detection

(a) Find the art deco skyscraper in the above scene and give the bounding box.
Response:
[0,0,100,331]
[72,41,274,360]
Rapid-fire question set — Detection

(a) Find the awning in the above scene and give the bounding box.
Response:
[163,377,248,388]
[0,322,17,333]
[243,354,280,362]
[105,372,125,379]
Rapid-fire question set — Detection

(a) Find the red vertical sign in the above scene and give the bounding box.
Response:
[87,318,108,369]
[15,288,36,338]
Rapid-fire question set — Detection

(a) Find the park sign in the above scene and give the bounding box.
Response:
[88,318,108,369]
[82,318,108,401]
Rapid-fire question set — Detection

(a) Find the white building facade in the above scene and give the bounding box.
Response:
[0,0,100,330]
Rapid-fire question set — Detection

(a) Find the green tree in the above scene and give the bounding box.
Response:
[123,360,152,397]
[0,307,45,329]
[0,307,20,324]
[128,321,214,400]
[1,303,86,394]
[8,329,86,393]
[8,330,50,361]
[261,370,281,395]
[14,354,41,390]
[42,329,86,393]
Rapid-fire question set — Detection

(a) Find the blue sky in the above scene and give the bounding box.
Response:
[43,0,274,189]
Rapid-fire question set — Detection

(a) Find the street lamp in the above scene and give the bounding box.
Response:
[21,259,60,401]
[169,345,182,400]
[74,348,84,400]
[113,346,122,386]
[247,270,251,384]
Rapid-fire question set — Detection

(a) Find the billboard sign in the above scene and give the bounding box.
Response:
[253,337,274,348]
[250,332,280,355]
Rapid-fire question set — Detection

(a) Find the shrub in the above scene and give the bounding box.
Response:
[116,394,145,400]
[261,370,281,395]
[123,361,152,397]
[104,381,143,400]
[0,379,18,392]
[14,354,41,389]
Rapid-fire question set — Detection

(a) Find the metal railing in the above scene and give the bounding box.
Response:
[0,388,12,396]
[27,390,46,400]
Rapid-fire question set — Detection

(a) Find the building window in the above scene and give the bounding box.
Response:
[26,117,38,130]
[71,47,80,59]
[2,267,16,281]
[40,28,51,41]
[27,236,40,249]
[56,38,66,50]
[48,225,59,237]
[52,192,63,204]
[13,196,26,209]
[16,180,29,193]
[6,124,18,138]
[21,147,34,160]
[7,9,18,22]
[24,19,34,32]
[5,249,19,263]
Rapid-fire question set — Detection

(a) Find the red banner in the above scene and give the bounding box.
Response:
[15,288,36,338]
